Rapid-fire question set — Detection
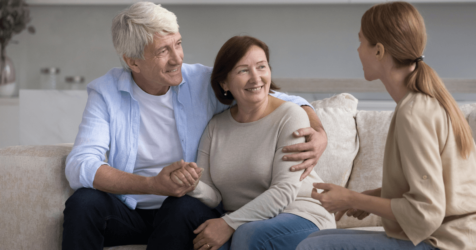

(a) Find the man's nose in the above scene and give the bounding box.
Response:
[169,48,183,65]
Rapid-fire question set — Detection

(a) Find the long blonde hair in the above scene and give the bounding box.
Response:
[362,1,474,158]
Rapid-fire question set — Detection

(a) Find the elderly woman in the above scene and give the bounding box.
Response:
[172,36,335,250]
[297,2,476,250]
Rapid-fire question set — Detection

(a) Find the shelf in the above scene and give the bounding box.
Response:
[0,97,19,106]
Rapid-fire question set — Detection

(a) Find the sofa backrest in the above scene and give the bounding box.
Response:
[313,94,476,228]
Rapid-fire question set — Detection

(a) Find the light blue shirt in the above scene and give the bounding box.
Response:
[65,63,312,209]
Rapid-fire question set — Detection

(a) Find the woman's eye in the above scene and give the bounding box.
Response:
[258,65,266,69]
[239,69,248,74]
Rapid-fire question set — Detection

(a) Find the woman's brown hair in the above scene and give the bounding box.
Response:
[211,36,280,105]
[362,1,474,158]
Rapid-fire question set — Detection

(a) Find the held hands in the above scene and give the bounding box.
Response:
[148,160,202,197]
[282,127,327,181]
[170,161,203,188]
[193,218,234,250]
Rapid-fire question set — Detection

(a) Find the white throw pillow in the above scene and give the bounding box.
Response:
[337,110,394,229]
[311,93,359,187]
[460,104,476,142]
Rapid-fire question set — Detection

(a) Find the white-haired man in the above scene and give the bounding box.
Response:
[62,2,328,249]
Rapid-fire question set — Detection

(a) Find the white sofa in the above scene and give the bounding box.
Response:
[1,93,475,250]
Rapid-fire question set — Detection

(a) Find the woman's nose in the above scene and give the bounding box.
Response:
[249,68,261,82]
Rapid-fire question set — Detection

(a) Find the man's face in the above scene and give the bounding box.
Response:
[133,32,184,93]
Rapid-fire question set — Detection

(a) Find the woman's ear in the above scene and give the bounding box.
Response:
[375,43,385,61]
[220,81,229,92]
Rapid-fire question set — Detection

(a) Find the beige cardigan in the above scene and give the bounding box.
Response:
[382,91,476,250]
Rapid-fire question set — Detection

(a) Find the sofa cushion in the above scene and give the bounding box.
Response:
[0,145,75,250]
[336,110,394,229]
[311,93,359,187]
[461,104,476,141]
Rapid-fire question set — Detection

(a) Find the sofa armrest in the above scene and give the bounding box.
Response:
[0,144,74,250]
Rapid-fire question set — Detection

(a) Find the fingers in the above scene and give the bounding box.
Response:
[283,151,315,162]
[335,209,348,221]
[311,188,323,201]
[292,127,315,138]
[282,142,314,154]
[313,182,332,191]
[299,164,314,181]
[194,221,207,234]
[171,173,185,186]
[194,236,207,250]
[165,159,187,173]
[182,167,198,186]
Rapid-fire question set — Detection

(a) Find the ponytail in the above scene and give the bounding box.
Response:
[362,1,474,159]
[406,61,474,158]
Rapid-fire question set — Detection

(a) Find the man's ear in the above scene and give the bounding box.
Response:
[123,55,141,73]
[375,43,385,61]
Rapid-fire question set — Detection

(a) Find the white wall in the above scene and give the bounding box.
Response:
[5,3,476,92]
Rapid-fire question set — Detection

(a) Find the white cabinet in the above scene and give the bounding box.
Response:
[26,0,476,4]
[0,98,19,149]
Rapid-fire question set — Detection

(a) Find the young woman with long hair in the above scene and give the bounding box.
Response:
[297,2,476,250]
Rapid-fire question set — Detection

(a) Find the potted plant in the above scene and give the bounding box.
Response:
[0,0,34,97]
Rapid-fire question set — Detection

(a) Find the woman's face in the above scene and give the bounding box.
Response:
[358,28,381,81]
[221,45,271,106]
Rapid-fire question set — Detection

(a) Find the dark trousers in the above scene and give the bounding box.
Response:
[62,188,222,250]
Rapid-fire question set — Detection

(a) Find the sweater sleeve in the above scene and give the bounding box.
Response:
[390,107,446,245]
[187,119,223,208]
[221,105,310,229]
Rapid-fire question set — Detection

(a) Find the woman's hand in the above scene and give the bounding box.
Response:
[334,188,380,221]
[311,183,355,214]
[170,162,203,188]
[193,218,234,250]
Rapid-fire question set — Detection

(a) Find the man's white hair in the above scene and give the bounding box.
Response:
[112,2,179,70]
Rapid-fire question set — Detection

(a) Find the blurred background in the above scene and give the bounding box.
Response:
[1,0,475,148]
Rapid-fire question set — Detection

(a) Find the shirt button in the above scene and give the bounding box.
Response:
[422,175,428,180]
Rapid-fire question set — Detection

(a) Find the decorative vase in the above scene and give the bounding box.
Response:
[0,56,16,97]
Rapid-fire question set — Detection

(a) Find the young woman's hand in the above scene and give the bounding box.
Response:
[334,188,380,221]
[193,218,234,250]
[311,183,355,214]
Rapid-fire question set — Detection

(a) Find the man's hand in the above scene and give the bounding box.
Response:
[282,127,327,181]
[193,218,234,250]
[147,160,200,197]
[171,162,202,188]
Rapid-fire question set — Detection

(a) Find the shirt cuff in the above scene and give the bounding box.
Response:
[80,160,109,189]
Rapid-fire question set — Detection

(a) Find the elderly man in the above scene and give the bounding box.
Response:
[62,2,327,250]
